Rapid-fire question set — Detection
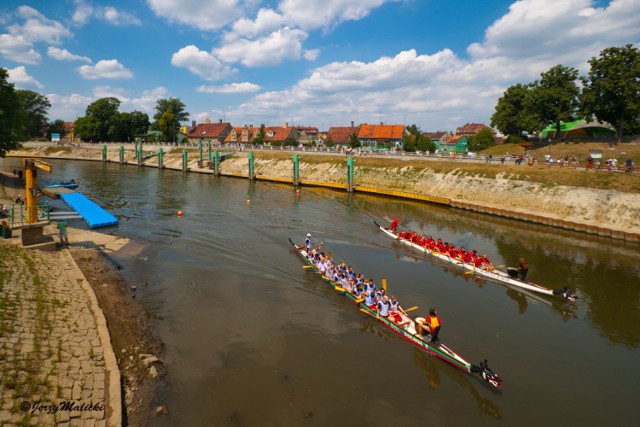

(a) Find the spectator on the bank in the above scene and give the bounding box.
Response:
[626,159,634,172]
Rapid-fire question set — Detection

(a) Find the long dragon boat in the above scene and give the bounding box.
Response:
[289,238,503,389]
[374,220,577,301]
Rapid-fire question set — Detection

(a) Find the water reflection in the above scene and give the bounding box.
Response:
[413,349,502,420]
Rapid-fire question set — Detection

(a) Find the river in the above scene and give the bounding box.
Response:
[3,158,640,426]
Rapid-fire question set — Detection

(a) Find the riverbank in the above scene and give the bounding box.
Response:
[0,177,164,426]
[5,142,640,240]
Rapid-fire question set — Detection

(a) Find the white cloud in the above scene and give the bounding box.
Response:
[214,27,308,67]
[197,82,261,93]
[0,34,41,64]
[278,0,390,31]
[47,47,92,63]
[47,93,95,120]
[72,0,94,25]
[228,0,640,130]
[9,6,72,44]
[6,66,43,88]
[171,45,234,80]
[228,8,285,39]
[303,49,320,61]
[72,1,141,26]
[78,59,134,79]
[147,0,241,30]
[102,6,142,26]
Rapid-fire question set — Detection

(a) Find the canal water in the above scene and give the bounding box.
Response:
[3,158,640,426]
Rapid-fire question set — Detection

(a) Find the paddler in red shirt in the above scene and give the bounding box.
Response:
[417,308,442,343]
[390,217,400,232]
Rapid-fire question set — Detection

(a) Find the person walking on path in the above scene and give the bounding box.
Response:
[57,219,69,246]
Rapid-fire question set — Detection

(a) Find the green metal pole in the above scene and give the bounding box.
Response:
[207,141,212,164]
[248,152,255,180]
[199,139,203,167]
[214,150,220,175]
[119,146,124,163]
[347,157,355,193]
[182,148,188,172]
[293,154,300,186]
[158,147,164,169]
[102,145,107,162]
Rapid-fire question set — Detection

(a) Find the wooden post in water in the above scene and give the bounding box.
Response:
[248,152,255,180]
[182,148,188,173]
[158,147,164,169]
[213,150,220,175]
[119,146,124,164]
[293,154,300,186]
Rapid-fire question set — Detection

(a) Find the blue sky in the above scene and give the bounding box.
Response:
[2,0,639,132]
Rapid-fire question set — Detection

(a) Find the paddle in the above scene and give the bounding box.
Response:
[303,265,313,269]
[404,306,418,312]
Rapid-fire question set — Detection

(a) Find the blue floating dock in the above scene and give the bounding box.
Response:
[61,193,119,228]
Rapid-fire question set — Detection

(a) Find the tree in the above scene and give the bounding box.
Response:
[129,111,150,137]
[284,136,297,147]
[530,65,580,140]
[491,83,537,137]
[157,110,176,142]
[73,116,100,142]
[468,129,496,151]
[325,138,334,148]
[416,135,436,153]
[153,97,188,142]
[85,97,121,141]
[580,44,640,143]
[0,68,23,155]
[47,119,66,139]
[254,124,266,145]
[348,132,360,148]
[16,89,51,140]
[402,133,416,152]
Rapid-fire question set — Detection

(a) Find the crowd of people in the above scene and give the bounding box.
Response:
[302,233,442,343]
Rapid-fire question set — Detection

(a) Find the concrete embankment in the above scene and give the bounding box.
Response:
[6,144,640,243]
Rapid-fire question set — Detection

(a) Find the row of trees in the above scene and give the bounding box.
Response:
[0,69,68,156]
[73,97,189,143]
[491,44,640,143]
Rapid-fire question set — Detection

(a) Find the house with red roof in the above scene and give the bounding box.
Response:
[456,123,496,137]
[225,125,258,144]
[423,131,451,146]
[358,123,406,148]
[261,123,298,144]
[187,118,232,144]
[294,126,319,145]
[327,125,361,145]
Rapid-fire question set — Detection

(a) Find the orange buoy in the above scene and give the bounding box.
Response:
[178,210,183,217]
[246,199,250,204]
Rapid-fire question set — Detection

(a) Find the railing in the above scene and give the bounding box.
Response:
[2,202,51,228]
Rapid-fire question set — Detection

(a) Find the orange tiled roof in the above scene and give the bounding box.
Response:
[424,131,448,140]
[225,126,257,143]
[444,135,463,145]
[327,126,361,144]
[187,122,231,139]
[358,124,405,140]
[456,123,495,135]
[263,126,296,142]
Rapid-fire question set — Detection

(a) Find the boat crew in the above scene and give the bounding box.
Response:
[353,284,363,298]
[417,308,442,343]
[389,296,411,327]
[377,295,391,319]
[518,257,529,281]
[390,217,400,232]
[305,233,312,251]
[364,279,376,295]
[365,289,377,309]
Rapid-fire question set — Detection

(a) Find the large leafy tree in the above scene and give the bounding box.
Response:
[129,110,150,136]
[74,116,100,142]
[153,97,188,141]
[468,129,496,151]
[16,89,51,139]
[530,65,580,140]
[84,97,121,141]
[491,83,538,137]
[580,44,640,143]
[0,68,23,155]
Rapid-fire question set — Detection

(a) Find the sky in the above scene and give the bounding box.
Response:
[1,0,639,132]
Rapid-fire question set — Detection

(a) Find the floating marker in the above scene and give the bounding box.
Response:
[246,199,251,204]
[178,210,183,217]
